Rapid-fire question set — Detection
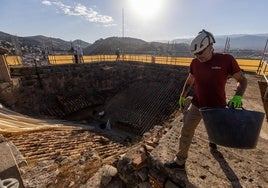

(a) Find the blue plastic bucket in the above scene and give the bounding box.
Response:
[199,107,265,149]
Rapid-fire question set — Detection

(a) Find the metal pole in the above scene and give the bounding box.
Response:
[122,8,125,61]
[122,8,124,39]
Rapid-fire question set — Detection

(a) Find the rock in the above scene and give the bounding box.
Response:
[81,165,117,187]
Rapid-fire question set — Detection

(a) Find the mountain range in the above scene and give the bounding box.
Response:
[0,31,267,59]
[83,37,191,56]
[0,31,89,55]
[173,34,268,51]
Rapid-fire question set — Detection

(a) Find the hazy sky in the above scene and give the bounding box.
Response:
[1,0,267,43]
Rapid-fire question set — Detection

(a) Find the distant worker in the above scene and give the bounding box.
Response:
[115,48,120,61]
[165,29,247,170]
[152,55,156,63]
[77,47,84,63]
[73,50,78,64]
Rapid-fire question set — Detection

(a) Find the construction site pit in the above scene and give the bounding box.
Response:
[1,62,268,187]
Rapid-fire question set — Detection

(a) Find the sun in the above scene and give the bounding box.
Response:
[128,0,164,19]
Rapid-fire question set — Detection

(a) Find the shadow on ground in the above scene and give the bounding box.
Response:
[210,149,242,188]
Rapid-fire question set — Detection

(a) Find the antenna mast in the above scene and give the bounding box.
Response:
[122,8,124,38]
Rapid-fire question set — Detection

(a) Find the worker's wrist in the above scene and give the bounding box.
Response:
[233,95,242,100]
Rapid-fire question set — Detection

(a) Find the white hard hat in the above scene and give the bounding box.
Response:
[190,29,215,54]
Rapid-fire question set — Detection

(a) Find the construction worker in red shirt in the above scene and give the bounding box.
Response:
[165,30,247,170]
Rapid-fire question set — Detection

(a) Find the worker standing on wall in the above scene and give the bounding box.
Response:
[165,30,247,170]
[77,47,84,63]
[73,50,78,64]
[115,48,120,61]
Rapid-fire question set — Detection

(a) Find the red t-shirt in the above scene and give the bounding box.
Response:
[190,53,241,108]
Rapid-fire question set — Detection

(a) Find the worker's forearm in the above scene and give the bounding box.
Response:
[181,82,192,97]
[235,76,247,96]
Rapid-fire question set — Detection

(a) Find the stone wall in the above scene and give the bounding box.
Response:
[1,61,188,117]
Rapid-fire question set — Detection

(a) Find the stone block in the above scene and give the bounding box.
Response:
[132,153,148,170]
[0,136,25,188]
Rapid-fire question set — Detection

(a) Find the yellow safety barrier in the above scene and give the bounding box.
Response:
[236,58,260,72]
[5,56,23,66]
[48,55,73,64]
[5,54,261,73]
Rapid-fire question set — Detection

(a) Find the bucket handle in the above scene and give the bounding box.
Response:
[227,106,245,110]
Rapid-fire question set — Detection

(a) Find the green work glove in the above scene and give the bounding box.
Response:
[228,95,242,108]
[179,96,185,109]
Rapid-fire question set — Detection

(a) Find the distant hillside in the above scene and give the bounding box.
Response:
[84,37,191,56]
[173,34,268,51]
[0,31,190,56]
[0,31,90,55]
[227,35,268,50]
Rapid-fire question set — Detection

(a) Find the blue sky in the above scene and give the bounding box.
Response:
[1,0,268,43]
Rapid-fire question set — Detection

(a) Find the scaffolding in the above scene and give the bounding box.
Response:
[224,37,230,53]
[48,38,56,64]
[256,39,268,99]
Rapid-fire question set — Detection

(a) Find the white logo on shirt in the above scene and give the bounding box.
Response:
[211,66,222,70]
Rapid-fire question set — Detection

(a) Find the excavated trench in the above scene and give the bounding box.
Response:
[6,62,188,137]
[65,80,181,136]
[2,62,189,187]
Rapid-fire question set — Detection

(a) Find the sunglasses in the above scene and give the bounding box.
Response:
[194,46,208,56]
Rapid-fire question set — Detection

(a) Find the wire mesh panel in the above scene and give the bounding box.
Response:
[105,81,180,135]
